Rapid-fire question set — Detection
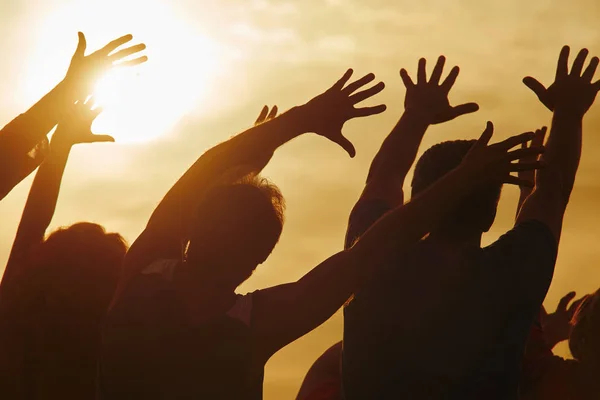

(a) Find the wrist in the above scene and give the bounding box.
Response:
[554,105,586,121]
[402,108,434,127]
[50,137,74,154]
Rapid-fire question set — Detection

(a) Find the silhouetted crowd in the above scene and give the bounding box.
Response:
[0,32,598,400]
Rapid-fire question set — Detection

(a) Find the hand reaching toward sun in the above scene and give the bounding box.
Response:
[63,32,147,101]
[51,97,114,150]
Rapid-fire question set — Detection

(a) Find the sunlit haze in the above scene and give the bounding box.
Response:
[2,0,600,398]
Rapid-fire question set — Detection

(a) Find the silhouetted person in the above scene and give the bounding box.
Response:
[0,99,127,399]
[296,341,342,400]
[520,290,600,399]
[0,32,146,200]
[98,67,540,399]
[342,47,598,399]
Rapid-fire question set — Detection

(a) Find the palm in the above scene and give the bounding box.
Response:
[400,56,478,125]
[523,46,600,116]
[64,32,147,100]
[53,99,113,146]
[302,69,387,157]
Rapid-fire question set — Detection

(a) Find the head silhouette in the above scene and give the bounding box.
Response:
[411,140,502,236]
[570,289,600,367]
[187,175,285,290]
[22,222,127,392]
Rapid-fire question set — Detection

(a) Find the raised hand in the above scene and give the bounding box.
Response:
[518,126,547,189]
[52,98,114,148]
[64,32,147,99]
[460,122,545,188]
[541,291,589,348]
[523,46,600,116]
[399,56,478,124]
[300,69,386,157]
[255,105,278,126]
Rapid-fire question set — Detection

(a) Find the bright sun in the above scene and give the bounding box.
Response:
[23,0,221,143]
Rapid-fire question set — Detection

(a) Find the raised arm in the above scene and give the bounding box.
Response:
[252,123,544,358]
[517,46,600,241]
[1,99,113,288]
[119,70,386,286]
[0,32,146,200]
[355,56,478,209]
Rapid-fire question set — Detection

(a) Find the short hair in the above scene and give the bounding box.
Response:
[188,175,285,263]
[411,140,501,233]
[411,140,476,196]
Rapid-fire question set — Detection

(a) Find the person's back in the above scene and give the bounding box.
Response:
[100,259,264,399]
[343,223,556,399]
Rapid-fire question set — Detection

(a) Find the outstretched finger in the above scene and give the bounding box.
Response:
[114,56,148,67]
[332,69,354,91]
[352,104,387,118]
[89,134,115,143]
[440,66,459,92]
[96,34,134,56]
[417,58,427,84]
[429,56,446,85]
[399,68,414,88]
[509,161,545,172]
[533,126,548,147]
[73,32,87,59]
[110,43,147,62]
[475,121,494,147]
[558,291,577,312]
[267,105,278,120]
[571,48,589,76]
[496,131,536,150]
[582,56,599,82]
[349,82,385,104]
[556,46,570,79]
[255,106,269,125]
[330,133,356,158]
[506,147,545,161]
[450,102,479,119]
[342,73,375,95]
[504,175,533,187]
[522,77,547,100]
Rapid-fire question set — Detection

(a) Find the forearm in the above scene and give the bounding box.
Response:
[0,81,72,157]
[366,111,429,186]
[537,110,582,203]
[146,106,308,232]
[7,142,71,274]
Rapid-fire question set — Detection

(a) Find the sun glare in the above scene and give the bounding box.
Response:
[23,0,221,143]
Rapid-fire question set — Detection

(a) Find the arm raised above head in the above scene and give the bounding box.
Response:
[251,123,544,359]
[117,69,387,293]
[518,46,600,242]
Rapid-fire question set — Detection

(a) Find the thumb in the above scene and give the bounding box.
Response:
[557,291,577,312]
[475,121,494,147]
[73,32,87,58]
[522,77,547,101]
[89,134,115,143]
[330,133,356,158]
[450,102,479,119]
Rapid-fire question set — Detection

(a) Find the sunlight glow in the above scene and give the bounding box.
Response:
[23,0,221,143]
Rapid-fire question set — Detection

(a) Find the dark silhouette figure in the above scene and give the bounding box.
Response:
[0,32,146,200]
[296,341,342,400]
[520,290,600,399]
[0,99,127,399]
[342,47,597,399]
[98,65,540,399]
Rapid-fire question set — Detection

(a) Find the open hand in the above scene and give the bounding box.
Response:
[523,46,600,117]
[460,122,545,188]
[300,69,386,157]
[517,126,547,190]
[52,98,114,148]
[255,105,278,126]
[400,56,478,124]
[542,291,589,348]
[64,32,147,99]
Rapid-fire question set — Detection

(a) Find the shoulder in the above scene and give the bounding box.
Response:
[227,292,254,328]
[346,199,392,249]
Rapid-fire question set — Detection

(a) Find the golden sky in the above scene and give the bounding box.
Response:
[2,0,600,398]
